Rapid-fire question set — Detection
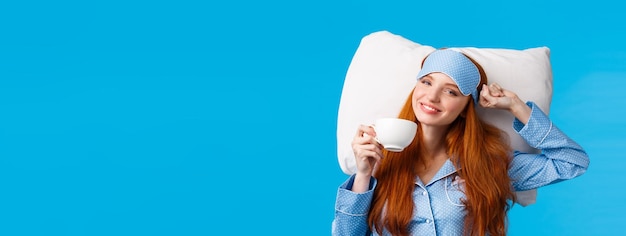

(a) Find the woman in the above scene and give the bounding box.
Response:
[332,49,589,236]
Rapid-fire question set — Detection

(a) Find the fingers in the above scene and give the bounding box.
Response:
[352,124,383,155]
[488,83,504,97]
[354,124,376,139]
[354,143,384,160]
[354,145,383,164]
[480,83,508,108]
[353,143,384,175]
[352,124,384,175]
[479,84,495,108]
[352,125,383,150]
[480,83,520,110]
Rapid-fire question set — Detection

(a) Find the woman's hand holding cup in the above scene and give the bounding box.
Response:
[351,124,384,177]
[350,118,417,192]
[351,118,418,177]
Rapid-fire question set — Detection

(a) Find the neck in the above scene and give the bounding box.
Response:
[419,124,448,161]
[415,124,450,182]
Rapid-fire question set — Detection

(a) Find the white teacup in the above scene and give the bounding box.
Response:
[373,118,418,152]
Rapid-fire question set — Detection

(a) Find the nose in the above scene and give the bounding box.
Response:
[426,88,440,103]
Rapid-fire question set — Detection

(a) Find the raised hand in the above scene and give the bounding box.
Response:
[479,83,532,124]
[350,124,384,192]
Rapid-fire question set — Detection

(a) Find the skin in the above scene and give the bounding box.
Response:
[350,73,532,193]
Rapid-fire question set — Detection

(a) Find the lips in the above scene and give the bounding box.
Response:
[420,102,441,114]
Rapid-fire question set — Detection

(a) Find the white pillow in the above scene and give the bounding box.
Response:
[336,30,553,206]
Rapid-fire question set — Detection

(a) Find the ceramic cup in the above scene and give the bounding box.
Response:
[373,118,418,152]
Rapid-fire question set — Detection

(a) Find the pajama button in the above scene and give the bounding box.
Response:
[422,191,427,196]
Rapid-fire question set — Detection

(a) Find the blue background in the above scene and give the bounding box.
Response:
[1,0,624,235]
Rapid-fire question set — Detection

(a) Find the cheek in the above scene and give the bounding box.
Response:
[412,88,423,101]
[411,90,422,108]
[411,91,421,112]
[446,99,469,114]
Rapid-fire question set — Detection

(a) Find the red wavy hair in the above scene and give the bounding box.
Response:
[367,53,516,236]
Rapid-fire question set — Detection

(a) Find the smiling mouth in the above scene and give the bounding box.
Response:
[421,103,441,112]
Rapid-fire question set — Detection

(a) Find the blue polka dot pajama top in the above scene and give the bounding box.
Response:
[332,102,590,236]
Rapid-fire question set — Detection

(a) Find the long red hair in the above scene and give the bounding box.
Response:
[367,54,516,236]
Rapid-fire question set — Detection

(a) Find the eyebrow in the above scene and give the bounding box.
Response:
[424,75,461,90]
[442,81,462,92]
[445,83,460,88]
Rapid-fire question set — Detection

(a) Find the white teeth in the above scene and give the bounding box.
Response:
[423,104,437,111]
